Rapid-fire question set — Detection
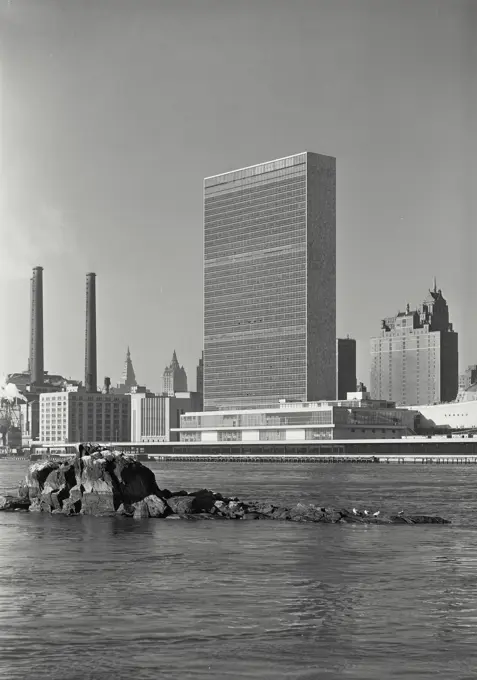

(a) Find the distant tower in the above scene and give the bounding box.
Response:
[336,338,356,400]
[30,266,44,386]
[162,350,188,395]
[119,347,137,390]
[85,273,97,393]
[196,352,203,394]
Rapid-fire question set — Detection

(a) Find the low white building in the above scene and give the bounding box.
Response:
[402,400,477,431]
[400,385,477,431]
[173,390,418,443]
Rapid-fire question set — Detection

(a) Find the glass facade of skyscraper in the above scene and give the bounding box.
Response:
[204,152,336,411]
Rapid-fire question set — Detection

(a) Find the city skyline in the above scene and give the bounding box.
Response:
[1,0,475,391]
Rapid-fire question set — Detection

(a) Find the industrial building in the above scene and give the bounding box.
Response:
[174,387,418,443]
[0,384,23,450]
[39,389,131,444]
[203,151,336,411]
[370,282,458,406]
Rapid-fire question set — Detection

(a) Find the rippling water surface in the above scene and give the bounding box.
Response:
[2,460,477,679]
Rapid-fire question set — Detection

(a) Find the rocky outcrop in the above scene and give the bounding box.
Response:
[0,444,451,525]
[16,444,166,517]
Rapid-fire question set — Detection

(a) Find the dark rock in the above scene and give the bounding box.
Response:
[63,498,82,516]
[288,503,326,522]
[0,495,31,511]
[18,480,29,500]
[215,500,247,519]
[132,500,150,519]
[190,489,221,513]
[389,514,414,524]
[247,502,277,517]
[167,496,195,516]
[186,512,217,520]
[22,460,60,500]
[28,498,42,512]
[81,492,115,516]
[408,515,451,524]
[243,512,261,520]
[19,448,168,517]
[270,507,292,521]
[116,503,134,517]
[158,487,172,499]
[111,457,162,506]
[144,495,168,518]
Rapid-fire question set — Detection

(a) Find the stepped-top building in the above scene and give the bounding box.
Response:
[162,351,188,396]
[118,347,137,389]
[114,347,147,395]
[370,281,458,406]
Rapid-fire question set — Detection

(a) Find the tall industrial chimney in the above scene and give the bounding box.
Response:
[30,266,44,386]
[85,272,97,393]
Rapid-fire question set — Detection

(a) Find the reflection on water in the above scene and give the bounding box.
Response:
[1,461,477,679]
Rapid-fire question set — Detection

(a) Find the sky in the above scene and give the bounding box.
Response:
[0,0,475,393]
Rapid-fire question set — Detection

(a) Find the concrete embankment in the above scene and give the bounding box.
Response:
[147,453,477,464]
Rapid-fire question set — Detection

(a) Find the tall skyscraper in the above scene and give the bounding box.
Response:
[370,282,458,406]
[203,151,336,411]
[336,337,357,400]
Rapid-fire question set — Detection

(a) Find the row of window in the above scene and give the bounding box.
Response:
[205,212,307,232]
[205,254,306,274]
[205,170,306,196]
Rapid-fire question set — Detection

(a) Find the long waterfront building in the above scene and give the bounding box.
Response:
[203,151,336,411]
[174,388,418,443]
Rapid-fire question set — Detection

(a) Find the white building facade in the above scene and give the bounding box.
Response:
[174,392,418,443]
[130,391,202,442]
[39,390,131,444]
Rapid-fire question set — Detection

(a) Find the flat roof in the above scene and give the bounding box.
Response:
[204,151,309,181]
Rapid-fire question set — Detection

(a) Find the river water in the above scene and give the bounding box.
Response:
[1,459,477,680]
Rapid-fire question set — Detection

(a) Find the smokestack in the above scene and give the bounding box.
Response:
[30,266,44,385]
[85,272,97,393]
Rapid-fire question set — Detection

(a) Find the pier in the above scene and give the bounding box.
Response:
[15,435,477,465]
[146,453,477,465]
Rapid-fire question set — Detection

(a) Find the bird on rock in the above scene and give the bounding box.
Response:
[373,511,380,517]
[352,508,358,515]
[363,510,369,516]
